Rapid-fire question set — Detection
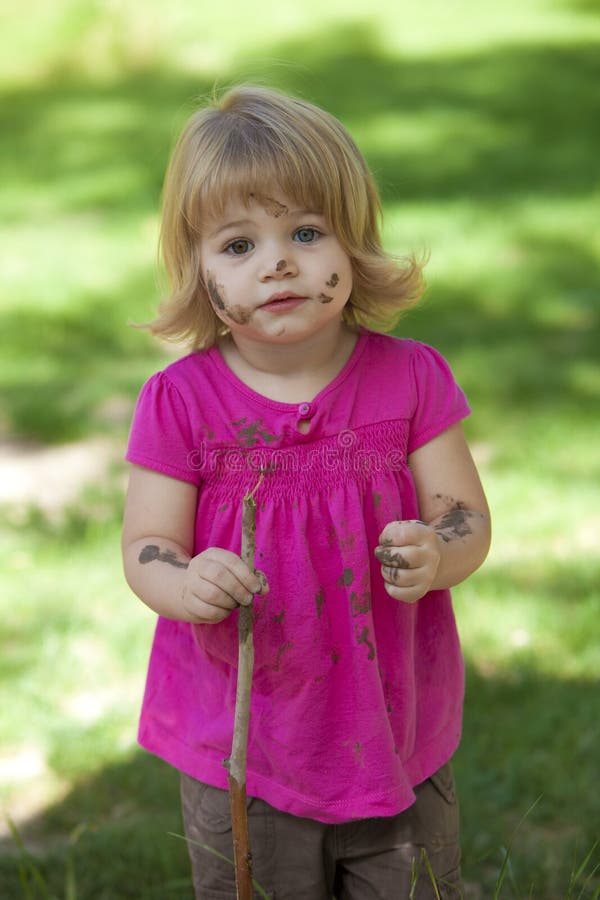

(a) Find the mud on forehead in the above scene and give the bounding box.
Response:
[195,171,328,230]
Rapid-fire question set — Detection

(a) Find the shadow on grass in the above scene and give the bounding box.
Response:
[1,22,599,442]
[457,664,600,897]
[0,753,192,899]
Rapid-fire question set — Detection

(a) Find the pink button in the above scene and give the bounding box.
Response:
[298,402,311,417]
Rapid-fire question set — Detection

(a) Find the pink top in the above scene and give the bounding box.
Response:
[126,330,471,823]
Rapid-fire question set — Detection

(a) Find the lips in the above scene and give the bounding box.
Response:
[263,291,306,305]
[259,292,308,313]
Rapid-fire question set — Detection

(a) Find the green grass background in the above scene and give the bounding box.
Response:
[1,0,599,896]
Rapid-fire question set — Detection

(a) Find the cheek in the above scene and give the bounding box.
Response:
[205,271,227,313]
[324,256,353,302]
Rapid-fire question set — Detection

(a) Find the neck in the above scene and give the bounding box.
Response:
[222,321,357,380]
[216,321,360,404]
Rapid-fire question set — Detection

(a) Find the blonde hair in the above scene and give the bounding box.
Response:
[149,84,425,349]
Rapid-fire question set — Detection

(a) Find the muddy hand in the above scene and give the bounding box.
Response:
[375,520,441,604]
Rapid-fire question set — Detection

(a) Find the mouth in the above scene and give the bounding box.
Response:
[260,292,308,311]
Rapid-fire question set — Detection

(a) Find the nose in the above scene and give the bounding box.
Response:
[259,255,298,281]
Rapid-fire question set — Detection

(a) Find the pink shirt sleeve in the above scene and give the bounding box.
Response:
[125,371,200,485]
[407,342,471,455]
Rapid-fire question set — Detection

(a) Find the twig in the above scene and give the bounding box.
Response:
[225,472,263,899]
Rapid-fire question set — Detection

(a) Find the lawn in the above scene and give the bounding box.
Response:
[1,1,599,897]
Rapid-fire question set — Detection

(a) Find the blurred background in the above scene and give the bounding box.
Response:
[1,1,598,896]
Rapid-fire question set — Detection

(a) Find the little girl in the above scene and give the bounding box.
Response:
[122,85,490,899]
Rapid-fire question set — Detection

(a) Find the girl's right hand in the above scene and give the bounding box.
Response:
[123,468,269,623]
[182,548,268,624]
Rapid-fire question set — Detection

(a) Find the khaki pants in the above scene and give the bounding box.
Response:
[180,762,462,899]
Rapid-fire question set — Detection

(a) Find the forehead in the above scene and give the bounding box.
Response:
[193,155,328,227]
[202,191,323,235]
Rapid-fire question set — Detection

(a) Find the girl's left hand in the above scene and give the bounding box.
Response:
[375,520,441,604]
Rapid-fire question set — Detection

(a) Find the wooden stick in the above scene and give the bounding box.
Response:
[225,474,263,899]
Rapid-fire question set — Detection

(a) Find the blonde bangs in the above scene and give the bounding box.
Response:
[175,98,358,236]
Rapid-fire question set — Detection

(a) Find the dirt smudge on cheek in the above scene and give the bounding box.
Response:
[318,293,334,304]
[206,273,226,311]
[226,303,253,325]
[326,273,339,288]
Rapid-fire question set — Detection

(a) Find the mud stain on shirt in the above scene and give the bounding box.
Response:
[351,590,372,617]
[315,588,326,619]
[338,568,354,586]
[356,625,375,660]
[234,418,280,447]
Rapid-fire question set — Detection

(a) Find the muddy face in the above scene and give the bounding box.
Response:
[226,304,253,325]
[318,293,334,304]
[275,259,287,272]
[206,272,253,325]
[206,273,226,311]
[249,193,288,218]
[326,273,339,288]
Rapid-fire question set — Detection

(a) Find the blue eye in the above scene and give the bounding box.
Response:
[225,239,253,255]
[294,227,320,244]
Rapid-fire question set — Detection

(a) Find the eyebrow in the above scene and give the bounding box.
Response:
[207,220,253,239]
[207,209,324,240]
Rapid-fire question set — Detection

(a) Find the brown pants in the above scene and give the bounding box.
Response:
[180,762,462,899]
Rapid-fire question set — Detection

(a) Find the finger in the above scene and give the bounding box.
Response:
[380,564,420,587]
[196,548,263,600]
[383,581,424,605]
[374,546,414,569]
[190,560,253,608]
[188,598,234,624]
[379,519,428,546]
[255,569,270,595]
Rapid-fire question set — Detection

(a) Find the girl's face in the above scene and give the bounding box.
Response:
[199,193,353,346]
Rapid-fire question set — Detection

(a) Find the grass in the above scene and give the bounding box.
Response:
[1,0,599,896]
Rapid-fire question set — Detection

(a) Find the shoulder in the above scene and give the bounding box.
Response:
[361,331,432,363]
[154,349,213,389]
[135,349,219,405]
[360,331,454,387]
[130,351,217,435]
